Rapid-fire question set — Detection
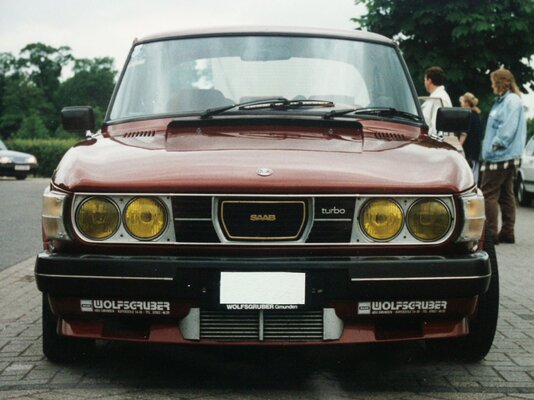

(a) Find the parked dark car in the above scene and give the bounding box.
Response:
[0,139,38,180]
[35,27,497,364]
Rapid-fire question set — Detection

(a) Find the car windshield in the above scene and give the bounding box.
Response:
[0,139,7,151]
[109,35,419,121]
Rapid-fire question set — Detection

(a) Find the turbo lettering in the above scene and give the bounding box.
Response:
[321,207,346,215]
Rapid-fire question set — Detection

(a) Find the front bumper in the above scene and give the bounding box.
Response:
[0,163,37,176]
[36,251,490,344]
[35,251,490,300]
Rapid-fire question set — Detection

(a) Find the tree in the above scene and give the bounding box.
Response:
[13,111,49,139]
[0,43,117,139]
[58,58,116,111]
[353,0,534,112]
[57,57,117,128]
[0,76,55,139]
[17,43,72,108]
[0,53,18,136]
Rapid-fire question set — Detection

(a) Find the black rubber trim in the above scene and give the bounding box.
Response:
[35,251,490,300]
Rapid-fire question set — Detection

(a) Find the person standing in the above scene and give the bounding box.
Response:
[480,68,527,244]
[458,92,483,185]
[421,66,452,137]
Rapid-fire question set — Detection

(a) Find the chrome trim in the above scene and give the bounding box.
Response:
[212,196,315,244]
[323,308,344,341]
[174,217,212,221]
[35,273,173,281]
[180,307,342,342]
[71,194,175,244]
[73,192,455,198]
[70,193,456,246]
[315,218,352,222]
[179,308,200,340]
[219,199,307,241]
[351,196,455,245]
[350,273,491,282]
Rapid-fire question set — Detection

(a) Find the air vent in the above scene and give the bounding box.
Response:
[199,310,324,341]
[123,130,156,138]
[374,132,406,141]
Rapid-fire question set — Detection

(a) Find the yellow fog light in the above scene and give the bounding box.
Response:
[360,199,403,241]
[407,199,451,241]
[124,197,167,240]
[76,197,120,240]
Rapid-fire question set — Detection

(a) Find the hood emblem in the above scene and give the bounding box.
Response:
[256,167,273,177]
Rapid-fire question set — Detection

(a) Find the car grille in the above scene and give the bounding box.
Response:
[171,196,355,243]
[199,310,324,341]
[218,198,307,241]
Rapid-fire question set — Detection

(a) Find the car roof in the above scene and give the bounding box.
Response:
[136,26,394,46]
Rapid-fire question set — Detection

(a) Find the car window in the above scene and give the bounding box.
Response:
[109,35,418,121]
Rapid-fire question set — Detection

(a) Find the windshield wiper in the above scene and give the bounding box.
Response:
[323,107,422,122]
[200,98,334,119]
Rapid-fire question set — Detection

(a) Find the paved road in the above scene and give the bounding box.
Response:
[0,178,49,271]
[0,179,533,399]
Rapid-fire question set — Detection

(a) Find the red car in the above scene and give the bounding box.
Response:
[35,27,497,363]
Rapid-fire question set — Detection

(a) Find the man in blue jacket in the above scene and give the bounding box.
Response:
[480,68,527,244]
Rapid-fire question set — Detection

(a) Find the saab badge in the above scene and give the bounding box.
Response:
[256,167,273,177]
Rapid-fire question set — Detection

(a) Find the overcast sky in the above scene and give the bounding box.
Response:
[0,0,364,70]
[0,0,532,115]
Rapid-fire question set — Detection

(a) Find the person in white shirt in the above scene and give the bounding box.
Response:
[421,66,452,137]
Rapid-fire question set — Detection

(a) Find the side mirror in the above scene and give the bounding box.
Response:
[436,107,470,133]
[61,106,95,133]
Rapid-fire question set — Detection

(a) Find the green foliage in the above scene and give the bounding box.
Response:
[13,112,49,139]
[0,43,117,140]
[56,57,116,127]
[6,138,78,177]
[353,0,534,112]
[17,43,72,109]
[0,76,56,138]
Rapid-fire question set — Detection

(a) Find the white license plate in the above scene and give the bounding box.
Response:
[220,272,305,305]
[15,165,30,171]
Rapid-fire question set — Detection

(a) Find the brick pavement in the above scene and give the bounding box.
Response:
[1,208,533,399]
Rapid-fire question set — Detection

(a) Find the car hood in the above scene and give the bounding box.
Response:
[53,120,473,194]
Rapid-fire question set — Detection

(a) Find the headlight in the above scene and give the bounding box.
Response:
[76,197,120,240]
[457,190,485,242]
[26,155,37,164]
[124,197,167,240]
[360,199,403,241]
[407,199,451,241]
[0,156,12,164]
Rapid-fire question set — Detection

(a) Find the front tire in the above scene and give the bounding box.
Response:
[426,229,499,362]
[42,293,94,363]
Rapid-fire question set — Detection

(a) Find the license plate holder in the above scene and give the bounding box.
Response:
[220,272,306,310]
